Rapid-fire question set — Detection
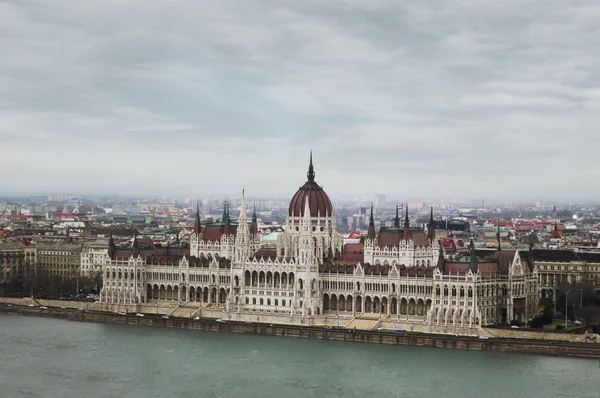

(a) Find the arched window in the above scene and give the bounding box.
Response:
[452,286,457,297]
[444,286,448,296]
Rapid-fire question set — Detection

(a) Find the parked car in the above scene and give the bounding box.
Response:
[135,313,145,317]
[511,325,519,329]
[479,336,489,340]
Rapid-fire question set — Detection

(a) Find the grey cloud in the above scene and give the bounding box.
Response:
[1,0,599,200]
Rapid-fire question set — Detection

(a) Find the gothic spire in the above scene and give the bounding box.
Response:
[469,238,477,272]
[194,200,201,234]
[307,150,315,182]
[239,189,247,222]
[427,206,436,242]
[221,201,228,223]
[437,244,445,272]
[403,203,411,240]
[108,231,115,258]
[367,204,376,240]
[394,204,400,228]
[132,230,139,257]
[250,204,258,234]
[496,219,501,250]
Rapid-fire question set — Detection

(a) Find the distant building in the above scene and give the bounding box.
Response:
[434,220,470,232]
[81,238,109,277]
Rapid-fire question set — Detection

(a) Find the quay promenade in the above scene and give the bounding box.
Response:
[1,297,599,358]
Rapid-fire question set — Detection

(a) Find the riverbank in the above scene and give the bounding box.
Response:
[2,302,599,359]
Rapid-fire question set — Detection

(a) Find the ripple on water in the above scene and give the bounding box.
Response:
[0,315,599,398]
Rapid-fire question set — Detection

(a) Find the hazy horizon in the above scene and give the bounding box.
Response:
[2,1,599,199]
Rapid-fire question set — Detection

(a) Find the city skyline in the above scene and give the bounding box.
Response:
[2,1,600,198]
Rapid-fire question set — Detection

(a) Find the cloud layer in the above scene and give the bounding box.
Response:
[1,0,599,200]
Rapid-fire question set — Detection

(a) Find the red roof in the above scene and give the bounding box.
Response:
[344,243,364,254]
[288,184,333,217]
[288,155,333,218]
[202,224,238,242]
[492,221,513,227]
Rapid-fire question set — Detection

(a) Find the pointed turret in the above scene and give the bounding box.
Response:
[437,244,445,272]
[108,231,115,258]
[367,204,376,240]
[496,219,501,250]
[469,238,478,273]
[427,206,436,242]
[403,203,411,240]
[221,201,228,223]
[238,189,249,237]
[132,230,139,257]
[222,201,230,235]
[394,204,400,228]
[193,201,201,234]
[250,204,259,235]
[239,189,248,223]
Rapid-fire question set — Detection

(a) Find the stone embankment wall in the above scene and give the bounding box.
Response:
[485,327,599,343]
[2,302,600,359]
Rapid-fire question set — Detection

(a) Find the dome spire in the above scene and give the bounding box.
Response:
[307,150,315,182]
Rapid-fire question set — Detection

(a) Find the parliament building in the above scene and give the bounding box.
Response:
[101,154,538,332]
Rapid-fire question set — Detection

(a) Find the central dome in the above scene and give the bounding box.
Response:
[288,153,333,218]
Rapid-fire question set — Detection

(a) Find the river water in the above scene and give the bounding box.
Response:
[0,315,598,398]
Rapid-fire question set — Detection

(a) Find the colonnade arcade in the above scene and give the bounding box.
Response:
[243,270,296,289]
[146,283,230,305]
[322,294,432,316]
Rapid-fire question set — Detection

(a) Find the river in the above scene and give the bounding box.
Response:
[0,315,598,398]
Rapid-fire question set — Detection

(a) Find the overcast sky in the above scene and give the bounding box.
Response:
[1,0,599,201]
